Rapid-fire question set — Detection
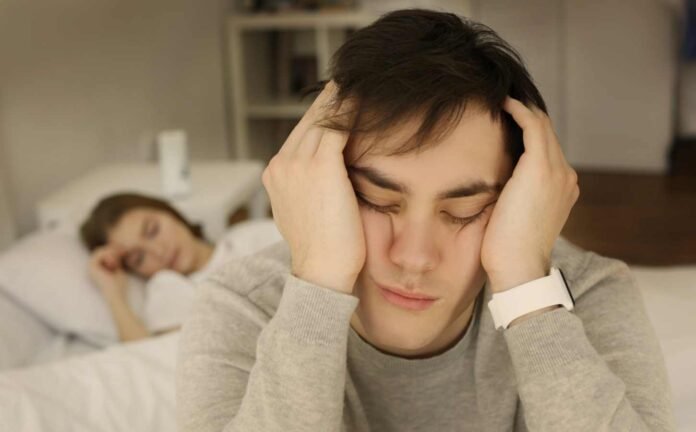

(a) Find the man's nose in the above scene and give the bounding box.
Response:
[389,219,439,274]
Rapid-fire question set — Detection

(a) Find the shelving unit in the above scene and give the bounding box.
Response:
[225,10,377,161]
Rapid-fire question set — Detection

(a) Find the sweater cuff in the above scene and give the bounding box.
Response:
[270,273,360,346]
[503,307,598,379]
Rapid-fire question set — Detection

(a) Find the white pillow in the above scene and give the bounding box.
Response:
[143,270,195,333]
[0,231,144,347]
[216,218,283,260]
[0,293,55,369]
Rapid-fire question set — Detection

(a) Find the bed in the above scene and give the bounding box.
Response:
[0,230,694,431]
[0,333,179,431]
[0,218,285,430]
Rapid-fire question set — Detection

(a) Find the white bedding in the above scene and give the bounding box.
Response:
[0,218,282,370]
[630,265,696,431]
[0,333,179,431]
[0,263,693,431]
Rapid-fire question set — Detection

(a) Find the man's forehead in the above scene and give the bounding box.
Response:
[347,163,503,200]
[345,106,505,162]
[345,110,509,199]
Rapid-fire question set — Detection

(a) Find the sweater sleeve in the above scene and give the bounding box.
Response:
[503,254,676,431]
[176,273,359,432]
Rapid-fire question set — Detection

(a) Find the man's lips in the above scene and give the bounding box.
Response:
[376,283,438,300]
[376,282,438,311]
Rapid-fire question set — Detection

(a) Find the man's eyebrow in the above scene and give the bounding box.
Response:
[347,165,503,199]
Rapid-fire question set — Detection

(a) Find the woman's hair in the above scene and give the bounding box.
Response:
[305,8,547,165]
[80,193,204,251]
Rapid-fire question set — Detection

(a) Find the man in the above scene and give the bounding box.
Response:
[177,9,675,431]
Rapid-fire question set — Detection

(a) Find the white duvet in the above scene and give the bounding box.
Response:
[0,333,179,431]
[0,219,284,431]
[0,265,694,431]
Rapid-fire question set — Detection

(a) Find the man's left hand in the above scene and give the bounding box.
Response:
[481,97,580,294]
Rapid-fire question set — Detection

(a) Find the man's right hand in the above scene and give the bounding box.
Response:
[262,81,366,295]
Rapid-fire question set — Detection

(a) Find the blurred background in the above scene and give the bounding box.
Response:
[0,0,694,262]
[0,2,694,429]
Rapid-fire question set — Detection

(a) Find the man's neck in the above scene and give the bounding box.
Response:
[349,292,480,360]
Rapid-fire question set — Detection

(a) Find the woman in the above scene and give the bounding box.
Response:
[81,193,280,342]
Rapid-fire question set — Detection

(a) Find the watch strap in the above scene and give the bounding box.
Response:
[487,267,574,330]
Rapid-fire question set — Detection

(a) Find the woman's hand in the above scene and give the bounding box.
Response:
[262,81,366,294]
[89,245,129,300]
[480,97,580,293]
[89,245,151,342]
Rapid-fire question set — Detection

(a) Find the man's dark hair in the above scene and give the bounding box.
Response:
[309,8,547,164]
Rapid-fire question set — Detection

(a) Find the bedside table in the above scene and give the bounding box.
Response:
[36,161,269,240]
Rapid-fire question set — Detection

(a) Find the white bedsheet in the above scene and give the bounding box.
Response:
[630,265,696,431]
[0,265,693,431]
[0,332,179,431]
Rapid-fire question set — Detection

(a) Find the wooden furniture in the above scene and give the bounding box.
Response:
[224,11,376,161]
[562,171,696,266]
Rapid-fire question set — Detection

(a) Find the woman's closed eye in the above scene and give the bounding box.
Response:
[145,220,159,239]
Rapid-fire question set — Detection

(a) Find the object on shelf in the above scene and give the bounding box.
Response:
[157,130,192,199]
[271,31,318,99]
[238,0,356,13]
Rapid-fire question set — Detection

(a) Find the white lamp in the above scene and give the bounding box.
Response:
[157,129,192,198]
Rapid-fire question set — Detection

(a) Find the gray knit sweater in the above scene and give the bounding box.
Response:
[176,236,676,431]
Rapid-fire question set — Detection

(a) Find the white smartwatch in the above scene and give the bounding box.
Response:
[487,267,575,330]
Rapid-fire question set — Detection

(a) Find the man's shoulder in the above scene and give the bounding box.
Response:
[203,239,291,315]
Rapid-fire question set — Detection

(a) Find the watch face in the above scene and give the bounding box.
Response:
[558,268,575,306]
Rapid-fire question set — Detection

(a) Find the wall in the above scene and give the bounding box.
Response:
[0,114,16,251]
[564,0,677,172]
[474,0,678,173]
[679,63,696,136]
[0,0,229,235]
[0,175,15,251]
[474,0,566,151]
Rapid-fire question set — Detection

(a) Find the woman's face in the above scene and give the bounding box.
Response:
[106,208,202,278]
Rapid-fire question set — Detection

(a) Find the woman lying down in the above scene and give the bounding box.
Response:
[80,193,281,342]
